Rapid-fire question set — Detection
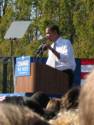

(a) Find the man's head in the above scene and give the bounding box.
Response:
[45,24,60,41]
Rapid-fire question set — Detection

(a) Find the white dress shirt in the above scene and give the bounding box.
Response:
[46,37,76,71]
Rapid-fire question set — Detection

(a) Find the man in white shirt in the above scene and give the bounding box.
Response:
[45,24,76,88]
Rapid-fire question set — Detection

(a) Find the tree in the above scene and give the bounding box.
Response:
[73,0,94,57]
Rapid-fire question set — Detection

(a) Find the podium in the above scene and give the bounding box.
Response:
[15,62,69,94]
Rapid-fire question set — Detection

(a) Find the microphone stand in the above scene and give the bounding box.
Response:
[34,37,47,63]
[34,43,46,63]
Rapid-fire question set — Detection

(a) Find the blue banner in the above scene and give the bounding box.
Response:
[15,56,30,77]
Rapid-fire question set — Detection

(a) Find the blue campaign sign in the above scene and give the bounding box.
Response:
[15,56,30,77]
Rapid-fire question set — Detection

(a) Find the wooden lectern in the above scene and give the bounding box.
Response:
[15,62,69,94]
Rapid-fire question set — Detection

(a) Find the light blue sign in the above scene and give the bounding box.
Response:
[15,56,30,77]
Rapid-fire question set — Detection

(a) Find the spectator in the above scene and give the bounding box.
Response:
[79,70,94,125]
[60,87,80,110]
[23,91,50,116]
[0,103,50,125]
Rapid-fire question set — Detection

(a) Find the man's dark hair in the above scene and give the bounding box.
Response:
[46,24,60,35]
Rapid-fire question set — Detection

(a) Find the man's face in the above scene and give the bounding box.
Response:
[45,28,55,41]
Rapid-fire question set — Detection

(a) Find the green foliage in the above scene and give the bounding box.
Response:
[15,0,32,20]
[73,0,94,57]
[0,5,14,39]
[0,40,10,56]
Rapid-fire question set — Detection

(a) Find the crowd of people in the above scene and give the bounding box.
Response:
[0,69,94,125]
[0,87,80,125]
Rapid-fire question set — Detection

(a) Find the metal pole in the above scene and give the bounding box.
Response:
[2,60,8,93]
[10,39,13,92]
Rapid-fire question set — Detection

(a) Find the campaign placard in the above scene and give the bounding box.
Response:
[15,56,30,77]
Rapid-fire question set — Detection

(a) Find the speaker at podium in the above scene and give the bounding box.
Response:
[14,56,69,95]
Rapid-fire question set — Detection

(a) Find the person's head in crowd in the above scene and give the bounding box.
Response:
[0,103,50,125]
[23,96,45,116]
[43,98,61,120]
[46,98,61,114]
[60,87,80,110]
[79,71,94,125]
[49,107,79,125]
[23,91,50,116]
[3,96,24,105]
[30,91,50,108]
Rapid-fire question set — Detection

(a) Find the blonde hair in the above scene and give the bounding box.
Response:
[49,109,79,125]
[0,103,50,125]
[46,98,61,113]
[79,70,94,125]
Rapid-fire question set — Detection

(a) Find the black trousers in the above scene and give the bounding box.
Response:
[63,69,74,89]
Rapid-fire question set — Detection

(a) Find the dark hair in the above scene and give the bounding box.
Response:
[60,87,80,110]
[23,91,50,116]
[46,24,60,35]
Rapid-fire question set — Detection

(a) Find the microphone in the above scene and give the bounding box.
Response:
[35,44,43,55]
[35,37,47,56]
[35,43,47,56]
